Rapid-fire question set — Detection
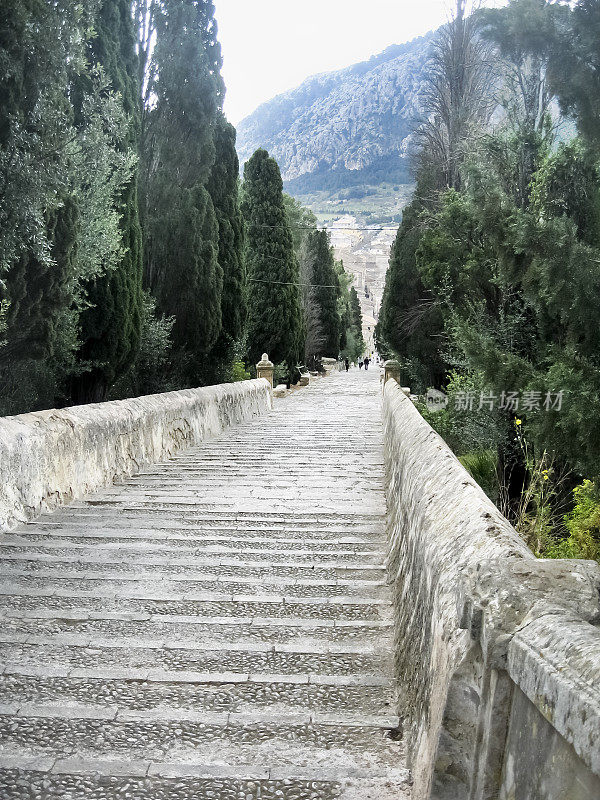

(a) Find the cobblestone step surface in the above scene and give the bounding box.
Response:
[0,369,410,799]
[0,673,395,715]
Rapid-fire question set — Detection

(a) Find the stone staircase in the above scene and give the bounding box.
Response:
[0,370,411,799]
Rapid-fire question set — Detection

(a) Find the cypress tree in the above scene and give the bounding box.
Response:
[242,149,304,371]
[303,230,341,359]
[70,0,143,403]
[375,199,446,389]
[349,286,366,355]
[140,0,224,384]
[205,113,246,378]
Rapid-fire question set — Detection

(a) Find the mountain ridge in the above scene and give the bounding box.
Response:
[236,31,435,194]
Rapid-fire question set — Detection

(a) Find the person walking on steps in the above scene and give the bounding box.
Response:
[364,356,370,370]
[359,360,364,370]
[345,358,349,372]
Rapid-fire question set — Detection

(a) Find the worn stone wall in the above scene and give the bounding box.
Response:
[499,683,600,799]
[0,379,272,531]
[382,379,600,800]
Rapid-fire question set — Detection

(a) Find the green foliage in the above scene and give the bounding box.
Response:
[0,0,145,409]
[71,0,143,403]
[375,199,447,391]
[0,299,7,343]
[0,0,91,395]
[140,0,224,386]
[205,113,246,381]
[302,230,341,359]
[242,149,304,373]
[349,287,366,355]
[2,197,78,365]
[339,284,365,362]
[69,71,137,289]
[417,371,501,456]
[545,0,600,150]
[459,450,500,505]
[230,361,251,382]
[284,193,361,365]
[283,194,318,254]
[546,480,600,562]
[0,0,249,410]
[530,139,600,246]
[377,0,600,564]
[510,419,558,555]
[63,0,145,405]
[110,292,175,399]
[0,0,95,279]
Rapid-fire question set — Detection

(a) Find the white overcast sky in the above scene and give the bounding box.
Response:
[213,0,505,125]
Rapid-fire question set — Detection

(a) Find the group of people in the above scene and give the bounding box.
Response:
[343,356,372,371]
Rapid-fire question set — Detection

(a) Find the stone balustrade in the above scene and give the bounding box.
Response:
[383,378,600,800]
[0,379,272,531]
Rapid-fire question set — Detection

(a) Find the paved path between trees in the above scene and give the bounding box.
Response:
[0,368,411,800]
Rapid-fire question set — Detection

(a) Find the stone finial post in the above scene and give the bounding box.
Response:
[383,359,401,387]
[321,357,337,375]
[256,353,274,389]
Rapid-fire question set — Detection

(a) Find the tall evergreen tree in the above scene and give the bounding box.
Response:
[546,0,600,149]
[205,113,246,379]
[242,149,304,372]
[302,230,340,359]
[283,193,318,255]
[140,0,224,384]
[70,0,143,403]
[375,196,447,389]
[349,285,366,357]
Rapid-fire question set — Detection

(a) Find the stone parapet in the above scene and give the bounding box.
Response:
[0,379,272,531]
[382,378,600,800]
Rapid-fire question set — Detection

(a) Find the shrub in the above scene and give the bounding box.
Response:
[545,480,600,563]
[459,450,499,504]
[230,361,251,382]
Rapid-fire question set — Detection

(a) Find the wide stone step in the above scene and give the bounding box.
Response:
[0,630,388,655]
[0,611,391,646]
[0,529,382,549]
[0,712,403,767]
[22,520,385,538]
[85,494,385,507]
[43,509,385,524]
[0,763,410,800]
[0,555,385,581]
[0,572,387,600]
[0,671,396,717]
[0,593,390,622]
[0,545,384,567]
[0,534,382,554]
[0,639,392,677]
[116,478,383,488]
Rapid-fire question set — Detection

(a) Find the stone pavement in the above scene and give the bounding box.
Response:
[0,368,411,799]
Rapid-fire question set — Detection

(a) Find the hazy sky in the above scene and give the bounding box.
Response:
[213,0,499,125]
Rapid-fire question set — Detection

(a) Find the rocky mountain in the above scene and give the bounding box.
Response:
[236,33,435,195]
